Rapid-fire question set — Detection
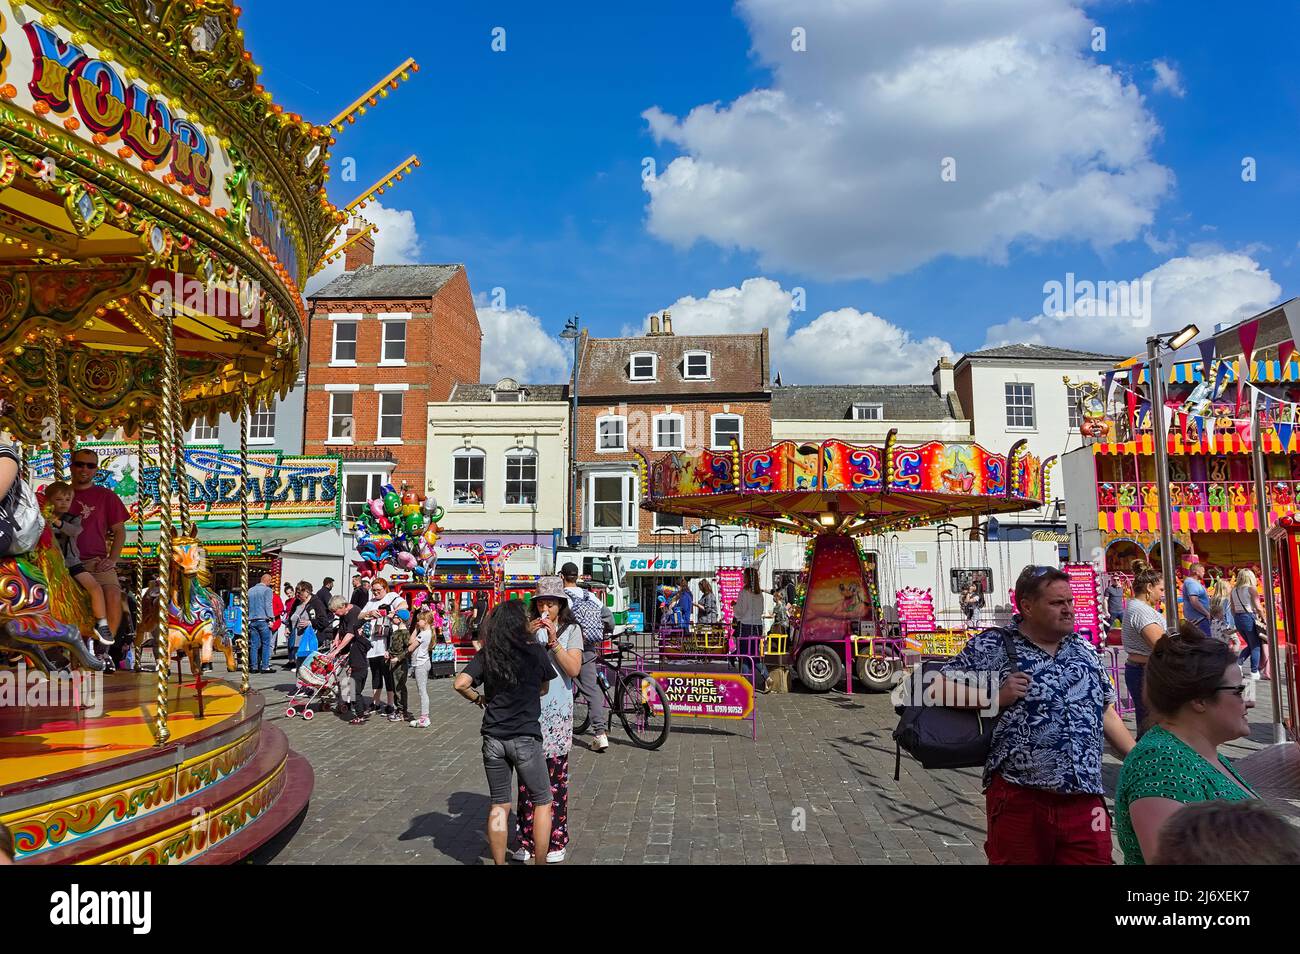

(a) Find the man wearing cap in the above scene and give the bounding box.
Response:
[561,561,610,753]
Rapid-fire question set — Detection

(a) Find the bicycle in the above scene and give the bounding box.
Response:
[573,639,671,750]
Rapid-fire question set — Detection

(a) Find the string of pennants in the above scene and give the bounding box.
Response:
[1101,309,1300,447]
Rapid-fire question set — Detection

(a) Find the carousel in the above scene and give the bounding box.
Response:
[0,1,415,863]
[642,434,1046,692]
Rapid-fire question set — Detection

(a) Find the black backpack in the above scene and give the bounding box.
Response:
[892,628,1019,780]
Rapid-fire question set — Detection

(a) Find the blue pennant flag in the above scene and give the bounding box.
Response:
[1277,421,1294,452]
[1197,339,1216,381]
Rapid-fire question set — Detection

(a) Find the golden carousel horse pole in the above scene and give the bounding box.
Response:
[237,382,251,696]
[152,293,177,746]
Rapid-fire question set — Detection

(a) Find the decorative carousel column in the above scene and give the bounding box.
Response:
[153,321,178,746]
[42,339,64,482]
[237,385,251,695]
[168,354,192,535]
[134,426,148,666]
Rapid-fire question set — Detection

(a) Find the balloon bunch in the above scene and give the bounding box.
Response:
[351,482,444,576]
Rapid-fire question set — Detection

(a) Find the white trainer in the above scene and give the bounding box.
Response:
[509,847,531,862]
[546,848,566,863]
[1251,671,1261,681]
[593,733,609,752]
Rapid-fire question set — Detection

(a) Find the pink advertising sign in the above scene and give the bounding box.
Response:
[648,671,755,719]
[1064,562,1102,642]
[895,586,936,635]
[716,567,744,627]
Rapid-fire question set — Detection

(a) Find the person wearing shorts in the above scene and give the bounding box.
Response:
[454,600,557,865]
[69,448,129,638]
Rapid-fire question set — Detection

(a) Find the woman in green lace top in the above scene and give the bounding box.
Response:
[1115,625,1256,864]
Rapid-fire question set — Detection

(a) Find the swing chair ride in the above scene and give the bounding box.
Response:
[0,1,419,864]
[643,434,1046,692]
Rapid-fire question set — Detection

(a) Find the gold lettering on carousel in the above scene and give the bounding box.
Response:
[30,58,72,108]
[122,107,174,163]
[73,74,127,130]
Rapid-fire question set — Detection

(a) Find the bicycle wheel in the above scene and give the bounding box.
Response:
[572,688,591,736]
[614,671,671,750]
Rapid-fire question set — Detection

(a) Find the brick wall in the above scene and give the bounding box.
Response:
[574,399,772,543]
[304,269,482,492]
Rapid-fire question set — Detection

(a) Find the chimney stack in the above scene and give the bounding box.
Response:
[932,355,955,396]
[649,313,660,335]
[663,311,673,335]
[343,223,375,272]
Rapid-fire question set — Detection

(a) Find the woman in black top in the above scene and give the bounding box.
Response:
[454,600,557,864]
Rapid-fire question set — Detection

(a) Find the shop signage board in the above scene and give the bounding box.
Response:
[1063,562,1102,641]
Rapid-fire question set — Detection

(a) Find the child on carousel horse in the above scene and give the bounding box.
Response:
[45,481,114,647]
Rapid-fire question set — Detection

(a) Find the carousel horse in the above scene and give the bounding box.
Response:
[134,535,235,676]
[0,550,104,673]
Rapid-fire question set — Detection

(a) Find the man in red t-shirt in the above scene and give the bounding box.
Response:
[70,448,130,637]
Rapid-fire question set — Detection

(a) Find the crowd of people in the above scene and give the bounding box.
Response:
[937,563,1300,866]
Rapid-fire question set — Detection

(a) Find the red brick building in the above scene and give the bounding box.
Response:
[305,231,481,518]
[573,315,771,608]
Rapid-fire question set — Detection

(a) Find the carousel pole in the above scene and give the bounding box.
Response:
[134,426,147,670]
[1250,395,1287,743]
[42,339,65,481]
[237,384,251,695]
[153,312,178,746]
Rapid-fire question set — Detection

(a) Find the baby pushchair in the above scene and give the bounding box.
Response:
[284,651,343,721]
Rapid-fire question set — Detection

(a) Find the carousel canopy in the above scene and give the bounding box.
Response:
[0,0,404,442]
[643,437,1047,536]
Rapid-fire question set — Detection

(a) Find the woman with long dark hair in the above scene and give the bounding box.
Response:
[1115,625,1256,864]
[511,577,583,863]
[454,600,558,865]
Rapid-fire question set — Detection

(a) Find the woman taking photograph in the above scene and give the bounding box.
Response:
[1230,569,1265,680]
[1121,562,1166,736]
[453,601,557,865]
[1114,625,1256,864]
[510,576,583,863]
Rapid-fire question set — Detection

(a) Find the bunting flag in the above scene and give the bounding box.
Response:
[1238,318,1260,371]
[1285,300,1300,351]
[1197,339,1216,380]
[1102,369,1117,398]
[1282,340,1297,368]
[1192,414,1205,443]
[1212,360,1230,398]
[1126,388,1138,431]
[1276,421,1294,453]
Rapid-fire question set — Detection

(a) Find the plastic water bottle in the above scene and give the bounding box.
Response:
[596,669,609,691]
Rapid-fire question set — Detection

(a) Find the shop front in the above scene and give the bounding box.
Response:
[620,544,760,632]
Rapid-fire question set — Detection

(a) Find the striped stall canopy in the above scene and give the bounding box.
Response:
[1098,510,1278,533]
[1127,357,1300,385]
[1091,431,1296,456]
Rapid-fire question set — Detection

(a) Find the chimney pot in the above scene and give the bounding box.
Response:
[663,311,673,335]
[343,223,375,272]
[649,314,660,335]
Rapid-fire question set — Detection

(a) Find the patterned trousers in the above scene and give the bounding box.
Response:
[516,753,570,854]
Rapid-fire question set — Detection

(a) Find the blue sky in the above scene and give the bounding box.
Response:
[250,0,1299,383]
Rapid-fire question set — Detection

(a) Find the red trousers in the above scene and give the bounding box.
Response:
[985,773,1112,865]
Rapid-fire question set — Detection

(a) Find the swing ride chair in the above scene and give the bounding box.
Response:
[0,2,419,864]
[642,435,1046,693]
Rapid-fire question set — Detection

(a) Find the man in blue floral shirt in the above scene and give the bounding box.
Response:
[939,565,1135,864]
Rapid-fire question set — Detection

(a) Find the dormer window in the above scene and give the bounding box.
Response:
[629,352,657,382]
[851,404,883,420]
[492,377,526,402]
[683,351,711,380]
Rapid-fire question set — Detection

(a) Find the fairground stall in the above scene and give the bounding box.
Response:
[0,0,416,863]
[642,435,1045,696]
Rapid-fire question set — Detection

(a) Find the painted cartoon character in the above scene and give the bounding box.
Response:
[1182,483,1203,508]
[940,451,975,494]
[1117,484,1137,508]
[1271,483,1293,508]
[1208,458,1229,482]
[1141,485,1158,509]
[1098,483,1117,507]
[836,583,865,620]
[1230,484,1248,508]
[1207,483,1227,508]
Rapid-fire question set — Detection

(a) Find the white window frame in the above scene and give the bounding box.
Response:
[1066,387,1082,430]
[247,403,276,445]
[588,472,635,531]
[330,318,359,367]
[851,404,883,421]
[653,413,685,451]
[343,471,388,522]
[710,413,743,450]
[503,448,538,508]
[452,448,487,507]
[190,417,220,443]
[379,317,408,366]
[1005,382,1036,430]
[375,389,404,444]
[629,352,657,382]
[596,414,627,453]
[492,389,524,403]
[326,385,358,445]
[683,351,712,380]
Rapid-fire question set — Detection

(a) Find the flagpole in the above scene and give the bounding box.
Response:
[1251,391,1288,743]
[1148,336,1180,631]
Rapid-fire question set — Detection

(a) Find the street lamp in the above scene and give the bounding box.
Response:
[1147,322,1198,630]
[560,316,581,549]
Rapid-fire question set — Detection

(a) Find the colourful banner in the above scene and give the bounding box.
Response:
[647,670,754,719]
[1064,563,1101,642]
[29,442,341,527]
[895,586,936,636]
[801,534,870,642]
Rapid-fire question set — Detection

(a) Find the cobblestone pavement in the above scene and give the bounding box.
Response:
[248,665,1286,865]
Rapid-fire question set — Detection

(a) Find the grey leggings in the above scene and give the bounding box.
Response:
[576,647,609,734]
[412,661,430,718]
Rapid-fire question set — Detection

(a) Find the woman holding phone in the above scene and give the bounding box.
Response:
[511,576,584,863]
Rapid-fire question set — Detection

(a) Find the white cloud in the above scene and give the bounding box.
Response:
[657,278,954,384]
[475,296,569,384]
[982,252,1281,356]
[1152,59,1186,98]
[642,0,1172,281]
[302,203,422,296]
